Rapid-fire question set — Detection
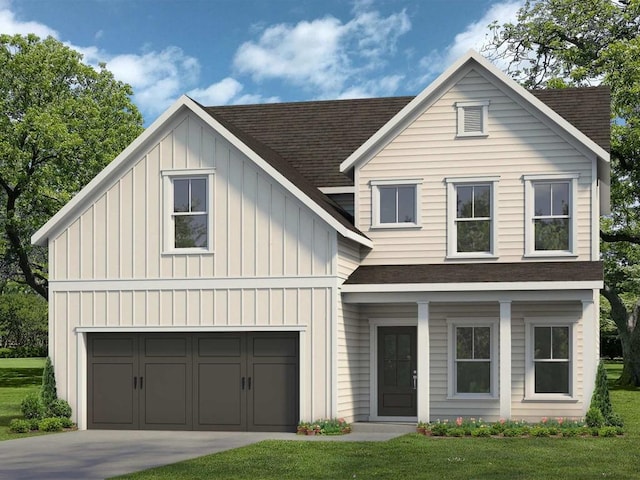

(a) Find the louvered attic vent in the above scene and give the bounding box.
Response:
[456,100,489,137]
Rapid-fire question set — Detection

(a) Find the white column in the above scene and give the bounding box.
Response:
[499,300,512,419]
[417,301,430,422]
[76,331,87,430]
[582,295,597,405]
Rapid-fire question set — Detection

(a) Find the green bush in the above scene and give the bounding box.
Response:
[8,418,31,433]
[589,361,623,427]
[430,422,449,436]
[20,392,45,419]
[586,407,605,428]
[471,427,491,437]
[38,417,64,432]
[48,398,72,418]
[60,417,74,428]
[448,427,465,437]
[599,426,619,437]
[41,357,57,409]
[28,418,40,431]
[531,427,550,437]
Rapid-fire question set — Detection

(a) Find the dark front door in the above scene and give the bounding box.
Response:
[377,326,417,416]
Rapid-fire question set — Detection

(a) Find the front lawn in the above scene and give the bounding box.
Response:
[114,362,640,480]
[0,357,46,440]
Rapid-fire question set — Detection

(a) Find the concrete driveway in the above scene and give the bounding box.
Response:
[0,429,402,480]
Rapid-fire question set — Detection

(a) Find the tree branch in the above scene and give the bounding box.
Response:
[600,230,640,244]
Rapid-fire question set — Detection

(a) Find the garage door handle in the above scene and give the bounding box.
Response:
[248,377,252,390]
[133,377,137,389]
[140,377,143,389]
[241,377,245,390]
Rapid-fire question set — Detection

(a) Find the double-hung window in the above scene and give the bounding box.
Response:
[162,169,215,253]
[525,318,577,399]
[448,320,497,398]
[371,179,421,228]
[446,177,498,257]
[524,174,578,256]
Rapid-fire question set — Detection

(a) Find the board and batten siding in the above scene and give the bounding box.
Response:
[48,111,343,424]
[49,112,334,282]
[357,67,595,265]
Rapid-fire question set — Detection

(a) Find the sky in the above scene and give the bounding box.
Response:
[1,0,524,124]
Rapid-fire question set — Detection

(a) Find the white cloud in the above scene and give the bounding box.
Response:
[0,3,58,38]
[233,3,411,98]
[188,77,280,106]
[337,74,404,99]
[416,1,522,84]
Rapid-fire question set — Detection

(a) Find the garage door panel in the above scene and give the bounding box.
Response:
[143,337,188,357]
[251,336,297,358]
[141,363,191,428]
[91,337,135,357]
[198,337,242,357]
[250,363,298,430]
[89,363,136,427]
[196,363,244,429]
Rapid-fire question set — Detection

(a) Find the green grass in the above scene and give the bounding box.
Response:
[114,361,640,480]
[0,357,46,440]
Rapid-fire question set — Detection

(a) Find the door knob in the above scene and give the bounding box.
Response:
[412,370,417,390]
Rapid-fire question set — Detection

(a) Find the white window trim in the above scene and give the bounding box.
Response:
[455,100,490,137]
[524,317,578,401]
[524,173,579,257]
[371,178,422,229]
[161,168,215,254]
[446,318,499,400]
[446,176,499,258]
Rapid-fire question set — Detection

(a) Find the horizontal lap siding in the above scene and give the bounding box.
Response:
[51,113,333,281]
[358,68,594,265]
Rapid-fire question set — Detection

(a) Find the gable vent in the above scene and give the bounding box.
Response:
[463,106,483,133]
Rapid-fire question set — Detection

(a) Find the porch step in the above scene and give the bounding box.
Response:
[351,422,416,434]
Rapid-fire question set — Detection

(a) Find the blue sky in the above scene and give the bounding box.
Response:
[2,0,523,123]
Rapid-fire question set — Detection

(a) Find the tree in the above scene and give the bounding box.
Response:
[484,0,640,385]
[0,34,144,299]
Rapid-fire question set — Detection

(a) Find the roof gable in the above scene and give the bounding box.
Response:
[339,50,610,174]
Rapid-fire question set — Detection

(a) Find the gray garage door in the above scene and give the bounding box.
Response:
[87,332,299,432]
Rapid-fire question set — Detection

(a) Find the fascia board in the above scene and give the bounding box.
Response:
[31,95,195,246]
[340,280,603,293]
[340,50,610,174]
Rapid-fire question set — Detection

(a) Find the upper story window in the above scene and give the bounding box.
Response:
[525,317,577,400]
[524,173,578,256]
[448,319,498,398]
[446,177,499,258]
[162,169,215,253]
[371,179,421,228]
[456,100,489,137]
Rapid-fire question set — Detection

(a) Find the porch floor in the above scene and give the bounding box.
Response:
[351,422,416,434]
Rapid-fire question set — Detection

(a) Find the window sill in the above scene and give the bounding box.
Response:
[162,249,215,256]
[446,254,498,260]
[523,395,578,403]
[370,224,422,230]
[524,252,579,259]
[446,394,498,401]
[455,133,489,139]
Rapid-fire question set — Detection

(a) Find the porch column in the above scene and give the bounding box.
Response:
[499,300,512,419]
[582,296,597,405]
[417,301,430,422]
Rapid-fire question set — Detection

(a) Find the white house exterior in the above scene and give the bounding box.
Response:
[32,51,609,431]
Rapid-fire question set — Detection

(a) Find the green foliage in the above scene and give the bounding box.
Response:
[0,292,47,350]
[590,362,614,419]
[8,418,29,433]
[0,34,144,298]
[20,391,44,419]
[484,0,640,387]
[296,418,351,435]
[59,416,74,428]
[41,357,56,409]
[586,407,605,428]
[48,398,72,419]
[38,417,63,432]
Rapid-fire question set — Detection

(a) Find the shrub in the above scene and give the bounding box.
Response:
[60,417,74,428]
[599,426,618,437]
[471,426,491,437]
[430,422,449,436]
[48,398,72,418]
[607,412,624,427]
[589,361,623,427]
[448,427,465,437]
[20,392,45,419]
[585,407,605,428]
[531,427,550,437]
[28,418,40,431]
[8,418,30,433]
[38,417,64,432]
[502,428,520,437]
[41,357,57,410]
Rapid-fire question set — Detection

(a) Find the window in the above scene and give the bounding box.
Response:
[525,318,577,399]
[446,177,498,257]
[524,174,578,256]
[162,169,215,252]
[448,319,497,398]
[456,101,489,137]
[371,179,421,228]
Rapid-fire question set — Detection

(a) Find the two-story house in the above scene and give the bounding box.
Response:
[32,51,609,431]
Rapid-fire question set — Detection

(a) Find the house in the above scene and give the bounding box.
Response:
[31,50,609,431]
